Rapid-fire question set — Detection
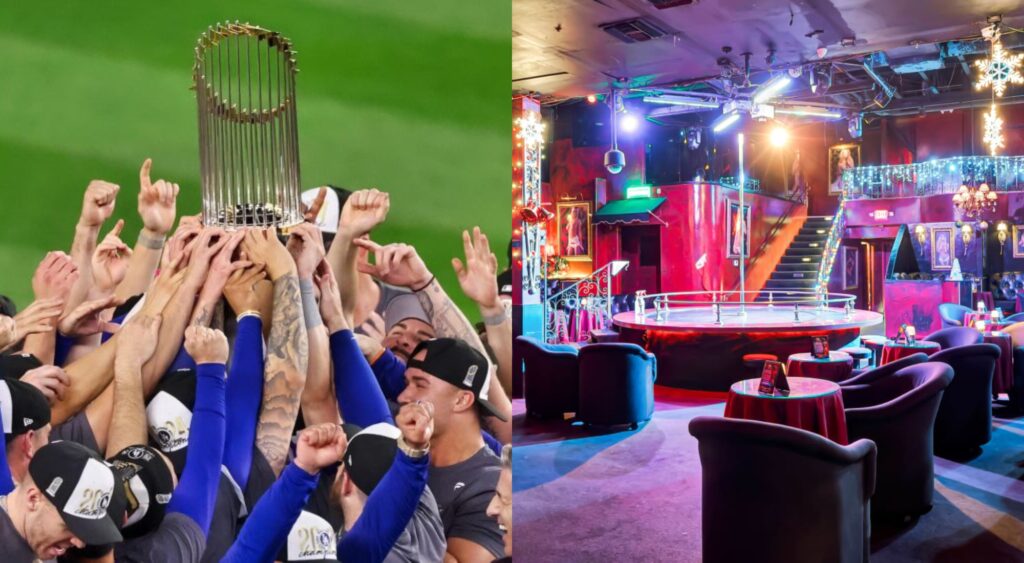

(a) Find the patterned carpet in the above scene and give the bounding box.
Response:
[512,390,1024,562]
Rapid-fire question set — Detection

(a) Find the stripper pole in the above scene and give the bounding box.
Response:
[738,132,746,316]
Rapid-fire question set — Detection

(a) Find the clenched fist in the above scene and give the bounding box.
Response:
[184,325,229,365]
[79,180,120,228]
[396,400,434,450]
[339,188,389,237]
[294,423,349,475]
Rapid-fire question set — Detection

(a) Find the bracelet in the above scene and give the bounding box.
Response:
[237,310,262,321]
[396,435,429,458]
[137,232,167,250]
[412,275,435,292]
[482,308,508,326]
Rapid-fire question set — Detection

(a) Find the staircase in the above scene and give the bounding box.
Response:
[757,216,834,299]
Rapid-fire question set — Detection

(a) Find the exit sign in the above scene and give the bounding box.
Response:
[872,209,889,220]
[626,185,653,199]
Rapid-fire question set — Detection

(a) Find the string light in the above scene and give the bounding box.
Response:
[983,103,1005,155]
[841,155,1024,197]
[975,40,1024,97]
[514,112,546,147]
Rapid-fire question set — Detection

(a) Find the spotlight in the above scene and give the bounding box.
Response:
[712,111,741,133]
[848,114,863,138]
[769,125,789,147]
[686,128,702,150]
[586,94,597,104]
[621,114,639,133]
[604,149,625,174]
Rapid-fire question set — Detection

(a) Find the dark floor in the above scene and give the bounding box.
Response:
[513,389,1024,562]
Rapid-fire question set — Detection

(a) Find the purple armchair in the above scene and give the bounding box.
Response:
[929,343,1000,457]
[841,362,953,518]
[838,353,929,386]
[689,416,876,563]
[938,303,972,328]
[577,343,656,429]
[517,336,580,419]
[923,327,983,350]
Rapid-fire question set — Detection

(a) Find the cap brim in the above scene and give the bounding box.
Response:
[477,397,508,422]
[63,511,123,546]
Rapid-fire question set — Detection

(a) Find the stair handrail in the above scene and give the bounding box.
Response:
[814,194,847,293]
[543,261,629,343]
[730,184,808,291]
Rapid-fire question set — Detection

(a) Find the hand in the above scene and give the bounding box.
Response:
[184,227,229,288]
[396,400,434,450]
[200,231,250,301]
[115,314,163,368]
[20,366,70,405]
[339,189,390,237]
[241,228,295,280]
[184,325,229,364]
[353,239,432,290]
[223,264,270,315]
[353,333,385,361]
[294,423,348,475]
[453,227,500,310]
[137,159,180,236]
[58,295,123,337]
[358,311,386,344]
[13,298,64,338]
[161,221,202,272]
[92,220,133,292]
[303,187,329,223]
[314,261,345,332]
[286,223,326,280]
[32,251,79,301]
[79,180,120,228]
[143,254,189,314]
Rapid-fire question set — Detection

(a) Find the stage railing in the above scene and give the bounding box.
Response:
[841,155,1024,200]
[815,196,846,292]
[635,289,857,325]
[544,261,628,343]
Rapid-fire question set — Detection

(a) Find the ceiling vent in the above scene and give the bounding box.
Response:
[600,18,667,43]
[647,0,698,8]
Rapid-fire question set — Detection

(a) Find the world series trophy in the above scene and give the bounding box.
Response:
[193,22,303,229]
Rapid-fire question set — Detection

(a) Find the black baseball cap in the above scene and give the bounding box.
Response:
[0,353,42,380]
[145,368,196,477]
[28,441,123,546]
[107,445,175,538]
[343,423,401,495]
[408,338,506,421]
[0,377,51,437]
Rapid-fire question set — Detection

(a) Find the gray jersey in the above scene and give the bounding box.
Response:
[115,512,205,563]
[50,410,99,454]
[428,446,504,558]
[382,487,446,563]
[0,497,35,563]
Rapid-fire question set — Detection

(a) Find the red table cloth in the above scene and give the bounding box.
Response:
[786,352,854,383]
[983,331,1013,395]
[725,377,848,444]
[880,341,941,364]
[972,291,995,312]
[963,312,1009,331]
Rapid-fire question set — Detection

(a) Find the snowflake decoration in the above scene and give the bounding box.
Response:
[983,104,1005,156]
[975,40,1024,97]
[515,112,545,147]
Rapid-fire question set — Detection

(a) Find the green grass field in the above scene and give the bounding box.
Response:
[0,0,510,319]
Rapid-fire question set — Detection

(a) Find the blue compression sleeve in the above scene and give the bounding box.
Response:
[166,363,226,536]
[482,430,502,456]
[338,451,429,563]
[0,410,12,495]
[223,315,264,490]
[167,344,197,373]
[53,334,74,367]
[371,349,408,402]
[330,330,393,427]
[221,462,317,563]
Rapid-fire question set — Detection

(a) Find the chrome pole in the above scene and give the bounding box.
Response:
[738,132,747,317]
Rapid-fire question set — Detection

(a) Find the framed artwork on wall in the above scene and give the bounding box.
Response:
[931,226,954,270]
[828,143,860,195]
[842,246,858,289]
[1013,225,1024,258]
[727,201,751,258]
[556,201,592,261]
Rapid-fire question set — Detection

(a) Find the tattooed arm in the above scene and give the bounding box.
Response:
[244,229,309,477]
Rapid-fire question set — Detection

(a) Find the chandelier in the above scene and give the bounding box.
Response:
[952,183,998,218]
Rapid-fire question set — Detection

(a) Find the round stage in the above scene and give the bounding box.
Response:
[612,304,883,391]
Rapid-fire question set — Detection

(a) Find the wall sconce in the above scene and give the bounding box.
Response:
[914,225,926,254]
[961,224,973,246]
[997,222,1009,254]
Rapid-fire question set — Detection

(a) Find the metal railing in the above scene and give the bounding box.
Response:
[543,261,628,343]
[841,155,1024,200]
[815,196,846,292]
[731,184,808,291]
[634,289,857,325]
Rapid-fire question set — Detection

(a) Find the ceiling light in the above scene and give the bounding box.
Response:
[752,75,792,104]
[642,95,719,108]
[712,111,741,133]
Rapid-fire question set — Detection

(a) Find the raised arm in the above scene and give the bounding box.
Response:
[325,188,389,325]
[115,159,179,300]
[190,231,248,327]
[66,181,119,315]
[105,314,162,458]
[23,252,78,364]
[0,299,64,355]
[243,228,309,477]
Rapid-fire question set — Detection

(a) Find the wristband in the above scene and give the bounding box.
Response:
[482,308,508,326]
[299,279,323,329]
[396,435,429,458]
[237,310,262,321]
[137,232,166,250]
[412,275,435,292]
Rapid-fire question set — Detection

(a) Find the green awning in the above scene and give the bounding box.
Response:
[593,197,666,225]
